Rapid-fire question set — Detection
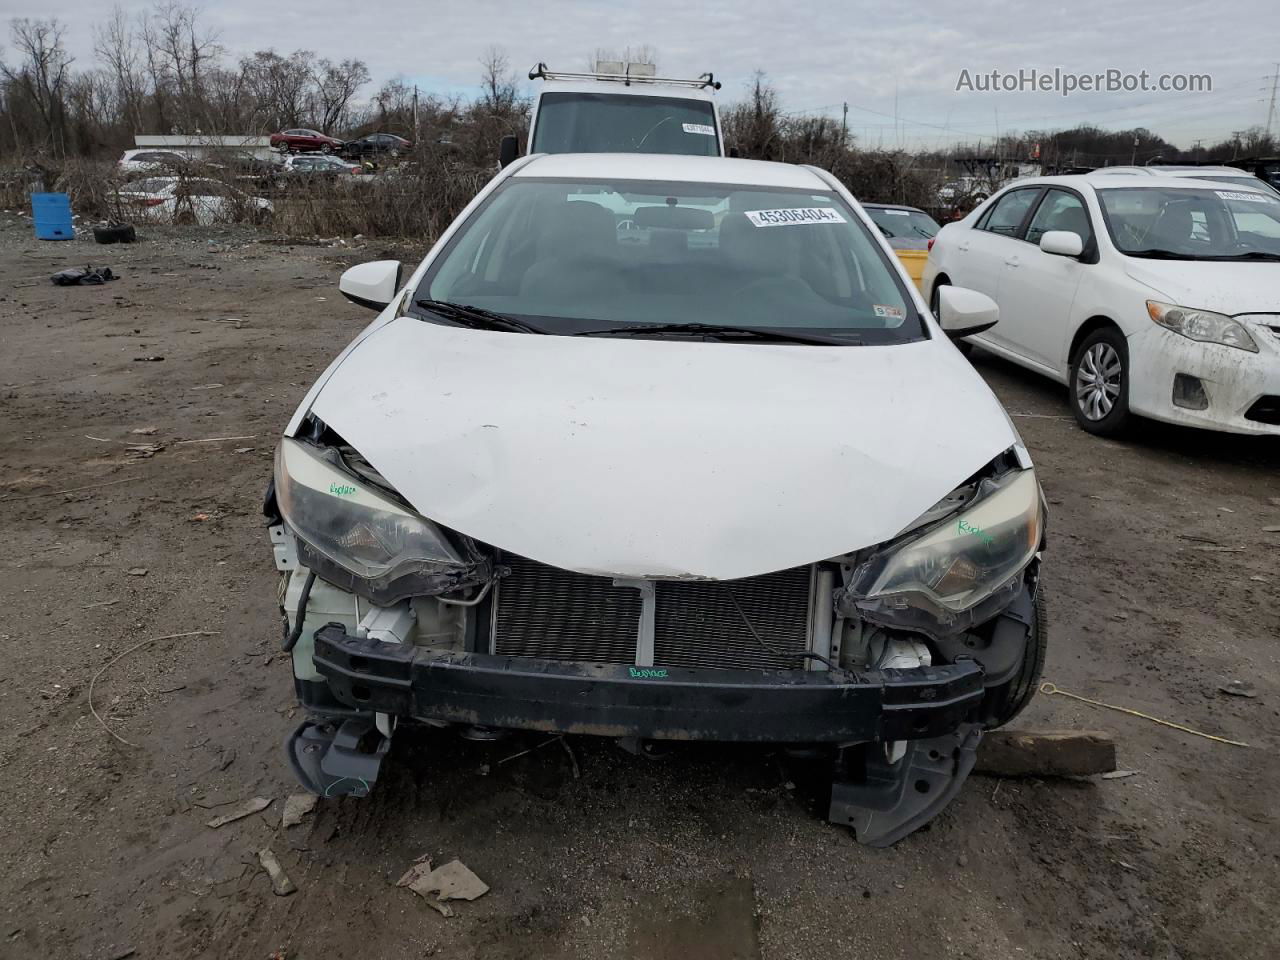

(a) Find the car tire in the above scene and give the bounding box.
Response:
[1069,326,1131,436]
[982,585,1047,729]
[93,223,136,244]
[321,143,332,154]
[930,280,973,357]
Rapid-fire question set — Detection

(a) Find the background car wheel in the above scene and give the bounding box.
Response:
[1070,327,1131,436]
[982,585,1047,728]
[320,144,332,154]
[931,280,973,357]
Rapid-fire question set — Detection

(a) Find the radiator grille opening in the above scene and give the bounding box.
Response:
[491,554,815,671]
[492,554,641,664]
[654,567,813,670]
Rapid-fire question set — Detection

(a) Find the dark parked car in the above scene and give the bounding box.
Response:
[270,128,345,154]
[342,133,412,158]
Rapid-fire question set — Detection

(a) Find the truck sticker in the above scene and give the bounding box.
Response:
[744,208,847,228]
[682,123,716,136]
[1215,190,1273,204]
[882,209,911,216]
[873,304,905,319]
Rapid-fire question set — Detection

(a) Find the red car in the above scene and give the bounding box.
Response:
[269,128,345,154]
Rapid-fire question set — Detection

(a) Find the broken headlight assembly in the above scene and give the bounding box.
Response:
[840,469,1043,639]
[274,437,488,603]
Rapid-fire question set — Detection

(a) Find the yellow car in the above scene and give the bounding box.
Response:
[862,203,942,293]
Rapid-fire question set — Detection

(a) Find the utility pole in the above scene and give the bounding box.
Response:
[1265,64,1279,141]
[841,101,848,147]
[413,85,420,142]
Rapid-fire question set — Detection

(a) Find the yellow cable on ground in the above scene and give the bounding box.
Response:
[1039,682,1249,748]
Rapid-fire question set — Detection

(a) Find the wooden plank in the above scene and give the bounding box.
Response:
[976,729,1116,777]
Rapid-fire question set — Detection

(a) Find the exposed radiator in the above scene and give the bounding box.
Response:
[654,567,813,670]
[491,554,814,670]
[492,555,641,664]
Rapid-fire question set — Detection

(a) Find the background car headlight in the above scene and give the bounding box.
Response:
[1147,301,1258,353]
[275,438,480,601]
[843,469,1042,638]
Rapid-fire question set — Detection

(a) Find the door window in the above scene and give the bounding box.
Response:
[978,189,1039,237]
[1025,190,1094,246]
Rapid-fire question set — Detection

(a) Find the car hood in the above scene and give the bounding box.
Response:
[1122,259,1280,315]
[305,317,1019,580]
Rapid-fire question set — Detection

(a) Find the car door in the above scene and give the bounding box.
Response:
[950,187,1042,339]
[993,188,1094,373]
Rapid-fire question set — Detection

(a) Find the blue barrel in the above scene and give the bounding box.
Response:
[32,192,74,240]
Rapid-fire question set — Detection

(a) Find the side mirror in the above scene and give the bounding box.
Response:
[1039,230,1084,257]
[339,260,402,311]
[936,285,999,339]
[499,135,519,168]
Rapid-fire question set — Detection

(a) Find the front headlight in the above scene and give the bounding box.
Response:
[1147,301,1258,353]
[275,438,483,602]
[843,469,1042,638]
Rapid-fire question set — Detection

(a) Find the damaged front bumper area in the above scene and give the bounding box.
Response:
[291,623,989,847]
[311,622,984,742]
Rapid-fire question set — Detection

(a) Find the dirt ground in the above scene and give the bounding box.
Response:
[1,212,1278,960]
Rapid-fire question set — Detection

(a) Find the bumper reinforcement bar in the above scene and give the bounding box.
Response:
[310,622,986,743]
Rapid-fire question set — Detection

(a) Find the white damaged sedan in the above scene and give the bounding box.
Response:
[266,154,1047,845]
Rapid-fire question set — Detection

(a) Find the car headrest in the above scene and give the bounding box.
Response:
[538,200,616,258]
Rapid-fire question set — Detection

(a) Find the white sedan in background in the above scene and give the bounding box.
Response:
[923,174,1280,436]
[112,177,274,225]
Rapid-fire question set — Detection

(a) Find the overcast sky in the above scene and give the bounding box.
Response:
[7,0,1279,151]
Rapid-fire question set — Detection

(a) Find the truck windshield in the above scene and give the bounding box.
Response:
[532,93,720,156]
[417,177,924,344]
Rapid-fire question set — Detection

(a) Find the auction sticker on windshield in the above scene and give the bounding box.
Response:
[1216,190,1273,204]
[745,208,847,227]
[682,123,716,136]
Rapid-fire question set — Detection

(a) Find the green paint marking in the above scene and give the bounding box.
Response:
[328,482,357,497]
[629,667,668,679]
[957,518,995,547]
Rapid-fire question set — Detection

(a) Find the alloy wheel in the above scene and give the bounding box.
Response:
[1075,342,1122,421]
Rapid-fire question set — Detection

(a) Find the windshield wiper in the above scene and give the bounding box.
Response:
[1123,248,1203,260]
[1200,251,1280,262]
[414,299,546,334]
[571,322,857,345]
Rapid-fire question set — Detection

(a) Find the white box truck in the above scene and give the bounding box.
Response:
[500,61,725,165]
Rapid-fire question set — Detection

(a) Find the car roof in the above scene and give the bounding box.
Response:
[538,78,716,102]
[1001,172,1269,192]
[513,153,829,189]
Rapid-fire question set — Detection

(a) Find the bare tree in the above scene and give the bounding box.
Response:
[95,6,145,133]
[314,58,370,134]
[1,18,73,154]
[239,49,312,131]
[479,46,518,114]
[151,2,221,131]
